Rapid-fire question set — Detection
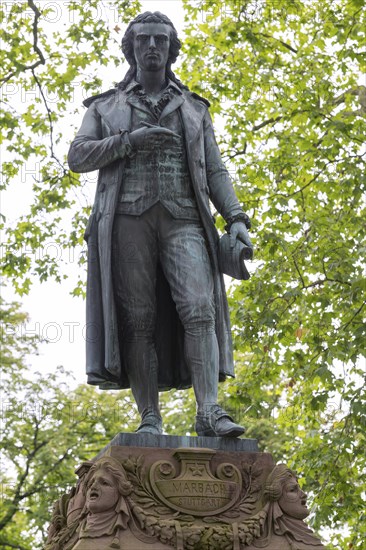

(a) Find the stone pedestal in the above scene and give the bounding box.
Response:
[44,434,327,549]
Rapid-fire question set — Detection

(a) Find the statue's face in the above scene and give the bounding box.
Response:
[278,475,308,520]
[86,469,119,514]
[133,22,171,73]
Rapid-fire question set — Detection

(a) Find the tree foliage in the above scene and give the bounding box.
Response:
[178,0,366,547]
[1,0,141,295]
[0,298,141,549]
[1,0,365,548]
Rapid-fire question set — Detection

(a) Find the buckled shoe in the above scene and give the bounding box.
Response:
[195,404,245,437]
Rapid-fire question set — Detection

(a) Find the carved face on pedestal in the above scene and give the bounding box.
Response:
[278,474,308,520]
[86,469,120,514]
[263,464,309,521]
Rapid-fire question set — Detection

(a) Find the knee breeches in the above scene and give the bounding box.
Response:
[111,204,215,342]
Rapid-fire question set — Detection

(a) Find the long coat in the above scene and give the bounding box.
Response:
[68,81,244,391]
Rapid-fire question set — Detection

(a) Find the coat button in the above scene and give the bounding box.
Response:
[199,158,204,167]
[99,183,106,192]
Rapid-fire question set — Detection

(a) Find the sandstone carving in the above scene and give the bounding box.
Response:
[246,464,326,549]
[45,449,326,549]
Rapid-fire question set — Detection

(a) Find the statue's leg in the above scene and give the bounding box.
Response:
[159,216,217,408]
[159,210,245,437]
[112,210,162,434]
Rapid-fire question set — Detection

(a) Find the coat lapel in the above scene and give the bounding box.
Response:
[95,88,133,134]
[159,93,185,121]
[93,85,206,142]
[126,94,152,116]
[179,92,207,147]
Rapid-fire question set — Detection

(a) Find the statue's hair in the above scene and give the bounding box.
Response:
[262,464,297,502]
[83,457,133,497]
[117,11,188,91]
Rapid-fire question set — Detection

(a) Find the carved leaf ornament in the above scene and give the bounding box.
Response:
[121,448,267,549]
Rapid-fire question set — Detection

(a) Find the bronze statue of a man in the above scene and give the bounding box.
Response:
[68,12,252,437]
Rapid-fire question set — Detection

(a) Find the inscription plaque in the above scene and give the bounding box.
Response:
[149,447,241,516]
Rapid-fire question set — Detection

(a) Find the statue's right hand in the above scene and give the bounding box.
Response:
[129,123,180,150]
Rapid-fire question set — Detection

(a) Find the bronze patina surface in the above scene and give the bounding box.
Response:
[68,11,253,437]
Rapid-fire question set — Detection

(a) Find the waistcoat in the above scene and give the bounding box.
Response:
[116,93,200,221]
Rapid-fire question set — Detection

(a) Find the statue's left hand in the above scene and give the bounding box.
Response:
[229,222,253,249]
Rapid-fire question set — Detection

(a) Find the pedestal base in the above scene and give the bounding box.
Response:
[44,434,326,549]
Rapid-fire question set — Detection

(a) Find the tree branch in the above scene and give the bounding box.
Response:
[256,32,299,54]
[226,143,247,160]
[303,278,352,290]
[341,302,366,331]
[265,157,341,200]
[22,442,79,499]
[28,0,45,65]
[0,0,45,85]
[251,115,283,132]
[31,69,62,167]
[0,420,47,531]
[292,255,306,288]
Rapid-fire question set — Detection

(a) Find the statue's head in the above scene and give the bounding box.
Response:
[83,457,132,514]
[122,12,181,73]
[263,464,309,520]
[118,12,187,91]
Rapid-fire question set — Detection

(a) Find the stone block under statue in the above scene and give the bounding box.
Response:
[44,434,327,549]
